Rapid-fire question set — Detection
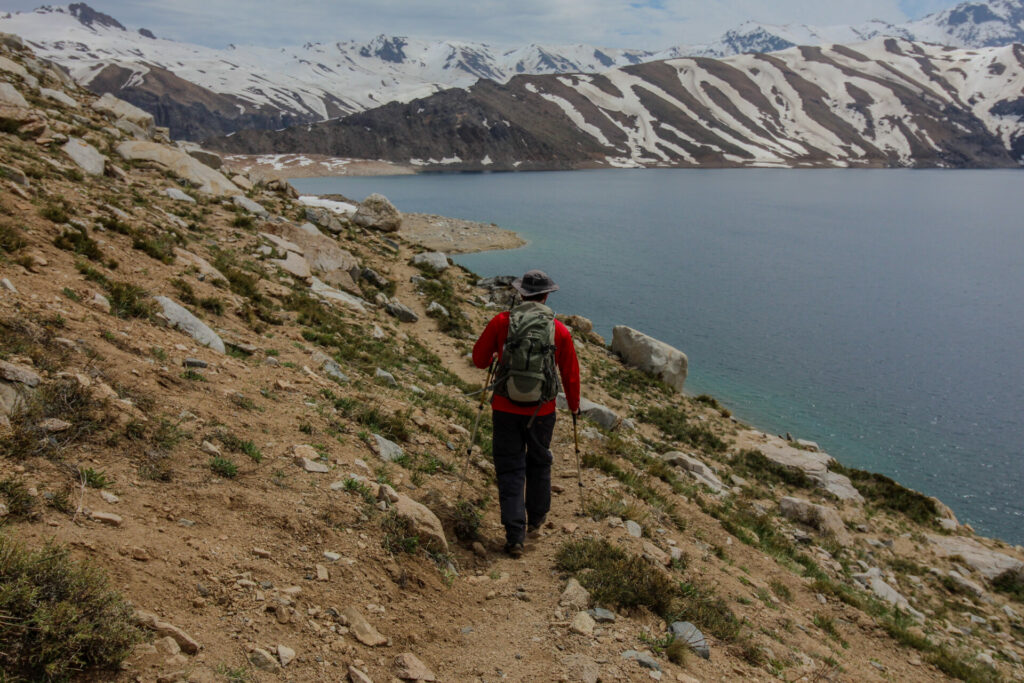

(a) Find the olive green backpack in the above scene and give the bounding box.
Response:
[494,302,560,406]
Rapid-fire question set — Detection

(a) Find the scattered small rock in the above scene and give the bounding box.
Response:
[394,652,435,681]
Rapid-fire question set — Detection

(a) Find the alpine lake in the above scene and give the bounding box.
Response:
[294,169,1024,546]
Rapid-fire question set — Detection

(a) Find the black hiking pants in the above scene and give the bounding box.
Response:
[492,410,557,546]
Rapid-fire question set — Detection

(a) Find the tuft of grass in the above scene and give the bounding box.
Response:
[452,500,483,542]
[180,369,206,382]
[991,568,1024,603]
[132,231,177,264]
[1,379,104,461]
[54,227,104,262]
[105,281,154,319]
[769,579,793,603]
[209,457,237,478]
[665,638,689,665]
[643,406,726,452]
[79,467,110,489]
[382,511,420,554]
[39,202,69,224]
[0,220,27,254]
[417,277,471,337]
[221,433,262,462]
[0,478,37,518]
[695,394,731,417]
[556,538,740,640]
[342,478,376,505]
[0,534,140,681]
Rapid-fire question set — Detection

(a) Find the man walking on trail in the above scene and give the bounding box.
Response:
[473,270,580,558]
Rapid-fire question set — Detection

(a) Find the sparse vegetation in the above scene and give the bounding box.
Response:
[643,406,726,452]
[382,511,420,554]
[451,500,483,541]
[732,449,813,488]
[831,464,938,525]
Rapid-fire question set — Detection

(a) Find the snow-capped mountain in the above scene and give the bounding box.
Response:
[0,4,685,139]
[210,39,1024,170]
[3,1,1024,143]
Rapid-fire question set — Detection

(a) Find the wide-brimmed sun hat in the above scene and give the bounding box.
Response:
[511,269,559,296]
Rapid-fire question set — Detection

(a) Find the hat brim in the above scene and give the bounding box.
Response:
[511,278,559,296]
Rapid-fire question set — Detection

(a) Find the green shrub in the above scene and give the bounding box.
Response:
[79,467,110,489]
[132,232,176,264]
[733,449,813,488]
[54,227,104,262]
[556,538,740,640]
[0,478,36,518]
[105,281,154,319]
[992,568,1024,602]
[39,202,69,223]
[1,380,104,460]
[209,457,237,478]
[0,534,139,681]
[0,220,26,254]
[452,500,483,541]
[382,512,420,554]
[830,464,938,525]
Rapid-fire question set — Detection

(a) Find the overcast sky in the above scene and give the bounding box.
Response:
[0,0,961,49]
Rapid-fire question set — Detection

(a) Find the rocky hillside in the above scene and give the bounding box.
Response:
[2,34,1024,683]
[208,38,1024,170]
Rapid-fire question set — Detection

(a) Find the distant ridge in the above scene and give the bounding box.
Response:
[3,0,1024,140]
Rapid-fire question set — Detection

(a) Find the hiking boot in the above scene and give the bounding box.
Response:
[527,517,546,536]
[504,541,524,558]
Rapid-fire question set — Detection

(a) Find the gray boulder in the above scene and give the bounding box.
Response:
[928,534,1023,580]
[0,82,28,109]
[779,496,852,546]
[187,149,222,169]
[154,296,225,353]
[749,434,864,503]
[39,87,77,108]
[92,93,154,135]
[352,193,401,232]
[372,434,404,462]
[263,223,361,292]
[611,326,687,392]
[62,138,106,176]
[556,394,621,430]
[621,650,659,671]
[310,277,367,313]
[670,621,710,659]
[386,301,419,323]
[233,195,269,217]
[411,252,449,272]
[165,187,196,203]
[661,451,725,492]
[311,351,349,383]
[116,141,239,196]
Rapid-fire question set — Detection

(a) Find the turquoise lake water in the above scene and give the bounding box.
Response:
[293,169,1024,545]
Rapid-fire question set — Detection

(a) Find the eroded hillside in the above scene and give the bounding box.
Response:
[2,35,1024,683]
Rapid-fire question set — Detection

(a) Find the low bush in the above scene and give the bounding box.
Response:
[830,464,938,525]
[54,227,104,262]
[209,457,237,478]
[0,534,139,681]
[105,281,154,319]
[556,538,740,640]
[451,500,482,541]
[0,220,26,254]
[991,568,1024,602]
[382,512,420,554]
[1,379,104,460]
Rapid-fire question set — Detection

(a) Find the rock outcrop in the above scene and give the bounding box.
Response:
[154,296,226,353]
[611,326,687,392]
[352,193,402,232]
[779,496,853,546]
[116,141,239,196]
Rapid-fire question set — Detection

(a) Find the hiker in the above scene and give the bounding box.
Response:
[472,270,580,557]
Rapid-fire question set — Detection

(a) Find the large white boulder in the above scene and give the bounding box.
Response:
[155,296,225,353]
[611,326,687,392]
[116,141,240,196]
[62,138,106,176]
[92,93,154,134]
[929,535,1023,580]
[0,82,28,109]
[746,432,864,503]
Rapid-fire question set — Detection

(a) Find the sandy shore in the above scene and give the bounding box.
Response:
[400,212,526,254]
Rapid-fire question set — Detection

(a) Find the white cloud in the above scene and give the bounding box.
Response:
[0,0,961,48]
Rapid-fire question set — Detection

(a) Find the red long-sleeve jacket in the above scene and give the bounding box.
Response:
[473,311,581,416]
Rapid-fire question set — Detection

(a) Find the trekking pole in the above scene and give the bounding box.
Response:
[572,411,585,516]
[458,357,496,500]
